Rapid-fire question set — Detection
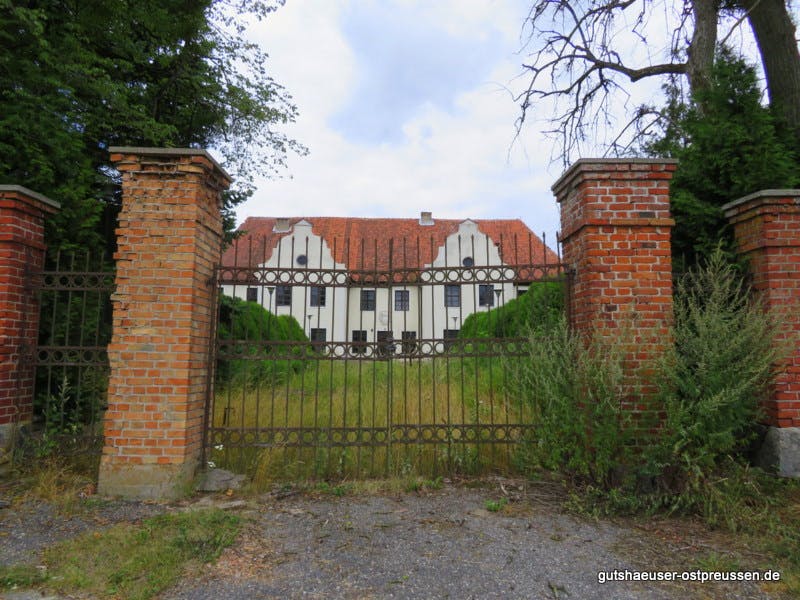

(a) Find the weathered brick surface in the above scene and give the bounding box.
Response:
[723,191,800,428]
[553,159,677,417]
[97,148,230,498]
[0,186,59,430]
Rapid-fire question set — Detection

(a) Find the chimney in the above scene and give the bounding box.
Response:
[273,217,291,233]
[419,211,434,226]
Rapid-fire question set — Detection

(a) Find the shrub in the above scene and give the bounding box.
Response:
[514,250,790,509]
[645,250,788,496]
[512,316,633,487]
[216,295,310,386]
[460,281,564,339]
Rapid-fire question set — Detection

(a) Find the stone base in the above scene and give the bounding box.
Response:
[97,459,199,500]
[0,423,16,451]
[0,423,25,480]
[756,427,800,477]
[0,421,29,453]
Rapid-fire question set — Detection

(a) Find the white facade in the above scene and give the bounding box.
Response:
[222,219,523,348]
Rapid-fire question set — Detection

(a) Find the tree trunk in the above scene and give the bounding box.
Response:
[686,0,718,97]
[743,0,800,142]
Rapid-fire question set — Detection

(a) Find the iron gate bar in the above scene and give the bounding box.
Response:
[215,338,533,359]
[216,263,563,287]
[208,424,537,448]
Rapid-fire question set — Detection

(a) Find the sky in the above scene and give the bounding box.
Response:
[238,0,566,245]
[236,0,768,249]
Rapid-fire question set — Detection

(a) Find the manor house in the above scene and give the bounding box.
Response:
[220,213,557,351]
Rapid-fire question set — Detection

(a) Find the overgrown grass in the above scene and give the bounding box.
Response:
[2,452,101,514]
[210,355,532,482]
[0,509,240,600]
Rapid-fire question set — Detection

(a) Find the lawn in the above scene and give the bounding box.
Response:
[208,354,533,482]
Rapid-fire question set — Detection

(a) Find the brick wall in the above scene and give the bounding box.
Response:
[97,148,230,499]
[723,191,800,429]
[0,186,59,442]
[553,159,677,412]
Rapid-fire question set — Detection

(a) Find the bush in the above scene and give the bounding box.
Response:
[512,316,633,487]
[645,250,788,497]
[216,295,310,386]
[514,250,790,513]
[460,281,564,339]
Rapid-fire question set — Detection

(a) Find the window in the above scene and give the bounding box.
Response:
[276,285,292,307]
[310,286,326,307]
[361,289,376,311]
[246,287,258,302]
[462,256,474,267]
[394,290,409,311]
[444,284,460,308]
[479,284,495,307]
[296,254,308,266]
[401,331,417,355]
[351,330,367,354]
[310,328,326,343]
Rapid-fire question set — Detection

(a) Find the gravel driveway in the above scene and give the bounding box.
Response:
[0,479,777,600]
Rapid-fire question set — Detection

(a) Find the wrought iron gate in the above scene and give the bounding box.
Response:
[207,233,567,479]
[30,250,114,453]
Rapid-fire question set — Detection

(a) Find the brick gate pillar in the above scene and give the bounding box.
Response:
[723,191,800,476]
[97,148,231,499]
[552,159,677,417]
[0,186,59,450]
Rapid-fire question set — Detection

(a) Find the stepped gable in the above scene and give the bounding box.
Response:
[221,216,558,270]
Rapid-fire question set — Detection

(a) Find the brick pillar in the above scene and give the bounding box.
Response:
[0,186,59,449]
[723,190,800,476]
[552,159,677,415]
[97,148,230,499]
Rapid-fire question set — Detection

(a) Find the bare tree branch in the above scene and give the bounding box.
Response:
[514,0,715,165]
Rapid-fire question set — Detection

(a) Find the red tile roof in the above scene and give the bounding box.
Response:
[222,217,559,271]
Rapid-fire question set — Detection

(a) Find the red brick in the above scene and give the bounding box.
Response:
[98,150,229,485]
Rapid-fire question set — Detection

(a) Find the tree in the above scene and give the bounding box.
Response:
[0,0,305,252]
[516,0,800,163]
[647,50,799,269]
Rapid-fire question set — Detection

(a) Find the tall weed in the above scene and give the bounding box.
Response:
[647,250,789,494]
[513,317,633,487]
[515,249,792,515]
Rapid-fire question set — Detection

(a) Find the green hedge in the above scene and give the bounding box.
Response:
[216,295,310,386]
[459,281,565,339]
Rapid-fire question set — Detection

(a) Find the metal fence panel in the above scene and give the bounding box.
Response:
[209,233,569,480]
[31,251,114,453]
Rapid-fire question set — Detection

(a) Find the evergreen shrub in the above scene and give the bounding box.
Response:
[216,295,310,386]
[514,250,789,513]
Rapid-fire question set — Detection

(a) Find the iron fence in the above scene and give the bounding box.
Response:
[208,232,569,480]
[30,250,114,453]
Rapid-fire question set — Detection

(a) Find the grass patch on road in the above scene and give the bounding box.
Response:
[0,508,240,600]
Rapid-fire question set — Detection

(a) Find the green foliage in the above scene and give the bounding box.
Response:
[514,249,791,541]
[459,282,564,339]
[644,249,787,496]
[405,476,444,493]
[512,317,633,487]
[483,497,508,512]
[216,295,311,386]
[0,564,46,589]
[6,509,241,600]
[648,49,799,271]
[0,1,305,252]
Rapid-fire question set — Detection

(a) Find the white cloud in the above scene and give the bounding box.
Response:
[237,0,564,244]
